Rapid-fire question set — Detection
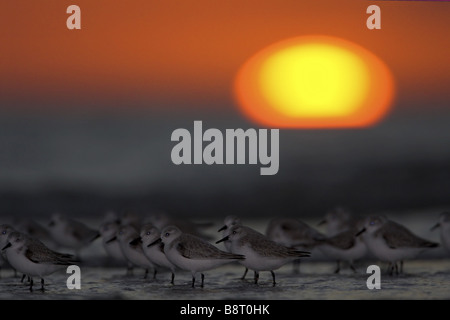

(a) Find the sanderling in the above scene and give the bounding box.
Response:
[0,224,18,277]
[109,225,154,279]
[13,218,55,248]
[119,211,142,230]
[157,225,245,288]
[99,221,133,274]
[217,225,310,286]
[266,218,324,249]
[102,211,120,224]
[218,216,264,279]
[318,207,357,236]
[357,215,438,275]
[317,227,367,273]
[431,212,450,255]
[48,213,100,256]
[134,224,176,284]
[266,218,325,273]
[2,231,78,291]
[0,224,16,251]
[218,215,243,252]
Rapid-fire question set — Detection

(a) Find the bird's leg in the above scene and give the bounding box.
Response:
[14,269,17,278]
[293,259,301,274]
[126,264,133,276]
[191,276,196,288]
[254,271,259,285]
[171,272,175,285]
[29,278,34,292]
[40,278,45,292]
[201,273,205,288]
[350,261,357,273]
[153,269,157,280]
[21,274,26,283]
[271,271,276,287]
[394,262,399,276]
[388,262,394,276]
[241,267,248,280]
[334,260,341,274]
[400,260,404,274]
[143,268,148,279]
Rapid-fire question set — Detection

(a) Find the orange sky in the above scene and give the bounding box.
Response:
[1,0,449,110]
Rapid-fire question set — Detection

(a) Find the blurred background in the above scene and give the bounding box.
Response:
[1,0,449,219]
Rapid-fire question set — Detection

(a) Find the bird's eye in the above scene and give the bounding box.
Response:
[232,230,236,235]
[165,232,170,237]
[146,231,150,235]
[370,221,375,226]
[1,230,6,235]
[119,231,123,235]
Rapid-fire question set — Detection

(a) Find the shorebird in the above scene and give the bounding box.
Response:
[2,231,78,291]
[431,212,450,255]
[217,225,310,286]
[155,225,245,288]
[134,224,177,284]
[357,215,438,275]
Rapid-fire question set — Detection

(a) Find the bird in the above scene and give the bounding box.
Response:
[119,211,142,230]
[316,227,368,273]
[217,215,251,279]
[133,223,177,284]
[318,206,358,236]
[266,217,325,273]
[12,218,55,248]
[109,224,154,279]
[99,221,133,274]
[101,211,121,225]
[48,213,100,257]
[156,225,245,288]
[218,215,243,252]
[148,212,212,239]
[431,212,450,255]
[0,224,16,277]
[217,225,310,286]
[357,215,438,275]
[2,231,78,291]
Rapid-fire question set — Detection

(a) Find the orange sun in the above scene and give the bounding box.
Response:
[234,36,395,128]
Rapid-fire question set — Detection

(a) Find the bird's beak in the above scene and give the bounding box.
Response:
[355,228,366,237]
[2,242,11,251]
[430,223,440,231]
[148,238,162,247]
[317,220,326,226]
[216,235,229,244]
[218,225,227,232]
[106,236,117,244]
[129,237,142,246]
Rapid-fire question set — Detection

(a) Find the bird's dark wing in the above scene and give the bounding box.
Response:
[176,234,243,260]
[246,234,310,258]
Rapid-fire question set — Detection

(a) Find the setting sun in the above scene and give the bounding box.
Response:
[234,36,395,128]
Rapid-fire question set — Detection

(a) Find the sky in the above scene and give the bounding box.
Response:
[1,0,449,112]
[0,0,449,217]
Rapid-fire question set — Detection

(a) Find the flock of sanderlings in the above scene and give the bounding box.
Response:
[0,209,449,292]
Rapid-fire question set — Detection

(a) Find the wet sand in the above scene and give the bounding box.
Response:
[0,259,449,300]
